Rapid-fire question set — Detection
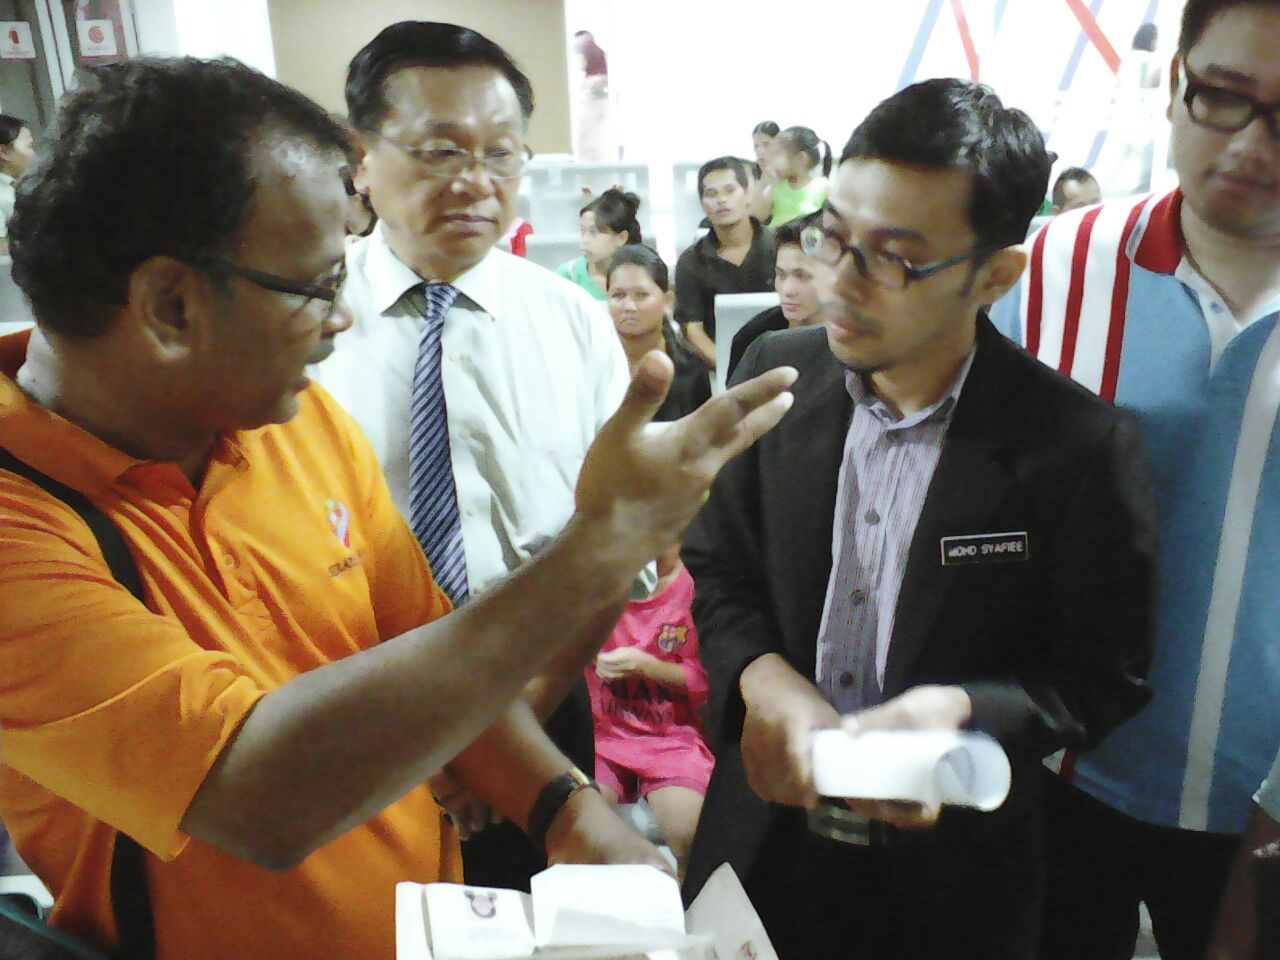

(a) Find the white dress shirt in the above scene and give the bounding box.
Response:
[0,173,15,239]
[313,225,639,596]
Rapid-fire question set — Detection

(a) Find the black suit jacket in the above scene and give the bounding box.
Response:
[681,316,1157,900]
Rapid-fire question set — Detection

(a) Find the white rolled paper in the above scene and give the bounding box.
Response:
[810,729,1011,811]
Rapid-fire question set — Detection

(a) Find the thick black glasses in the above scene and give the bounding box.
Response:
[195,257,346,314]
[1182,65,1280,138]
[800,224,999,291]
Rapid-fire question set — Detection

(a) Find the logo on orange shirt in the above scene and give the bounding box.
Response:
[657,623,687,653]
[325,499,351,548]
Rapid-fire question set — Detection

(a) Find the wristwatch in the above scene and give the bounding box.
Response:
[527,767,600,852]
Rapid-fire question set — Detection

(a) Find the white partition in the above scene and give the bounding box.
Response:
[523,232,583,274]
[712,292,780,395]
[525,160,652,238]
[671,161,706,256]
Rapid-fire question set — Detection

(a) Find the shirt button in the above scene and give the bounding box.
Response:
[222,553,237,569]
[864,509,881,525]
[839,671,855,687]
[1210,301,1223,313]
[466,508,477,517]
[850,588,867,606]
[458,430,469,441]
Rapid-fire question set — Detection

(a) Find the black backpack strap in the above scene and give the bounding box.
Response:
[0,448,144,602]
[0,447,156,960]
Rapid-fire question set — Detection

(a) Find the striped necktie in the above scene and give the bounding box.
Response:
[407,281,469,607]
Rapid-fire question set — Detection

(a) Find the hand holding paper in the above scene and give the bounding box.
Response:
[810,727,1011,815]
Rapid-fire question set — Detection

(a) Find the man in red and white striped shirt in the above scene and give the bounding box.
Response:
[991,3,1280,958]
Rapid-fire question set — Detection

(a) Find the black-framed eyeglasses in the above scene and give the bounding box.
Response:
[800,224,1000,291]
[194,256,347,315]
[361,129,528,181]
[1182,65,1280,138]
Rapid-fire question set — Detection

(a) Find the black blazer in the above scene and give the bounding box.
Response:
[681,316,1157,899]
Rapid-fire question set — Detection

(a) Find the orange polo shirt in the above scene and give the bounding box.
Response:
[0,330,462,959]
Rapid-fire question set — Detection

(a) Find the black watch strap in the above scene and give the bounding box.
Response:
[527,768,599,852]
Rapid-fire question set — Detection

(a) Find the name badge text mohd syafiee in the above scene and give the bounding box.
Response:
[940,531,1029,566]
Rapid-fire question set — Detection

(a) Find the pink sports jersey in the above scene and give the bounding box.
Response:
[586,567,710,769]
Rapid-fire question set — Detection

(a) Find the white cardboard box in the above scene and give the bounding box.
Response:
[396,863,776,960]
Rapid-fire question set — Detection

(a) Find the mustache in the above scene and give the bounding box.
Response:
[1216,167,1278,189]
[820,299,881,335]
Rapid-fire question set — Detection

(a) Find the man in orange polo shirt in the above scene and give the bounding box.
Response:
[0,58,796,960]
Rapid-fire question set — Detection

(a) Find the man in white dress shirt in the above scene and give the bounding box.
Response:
[312,21,640,888]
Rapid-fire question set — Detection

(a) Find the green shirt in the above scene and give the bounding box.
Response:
[771,177,827,227]
[555,256,606,301]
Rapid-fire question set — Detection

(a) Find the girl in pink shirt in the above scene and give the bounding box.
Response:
[586,544,714,876]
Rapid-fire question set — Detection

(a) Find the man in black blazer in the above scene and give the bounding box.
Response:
[681,79,1158,960]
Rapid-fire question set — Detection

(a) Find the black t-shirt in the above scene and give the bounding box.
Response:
[655,325,712,422]
[726,305,789,383]
[673,218,775,339]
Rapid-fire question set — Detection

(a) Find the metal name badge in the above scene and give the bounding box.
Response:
[939,531,1030,565]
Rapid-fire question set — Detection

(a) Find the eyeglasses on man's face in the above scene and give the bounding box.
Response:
[193,256,347,317]
[1181,65,1280,139]
[799,224,999,291]
[362,129,528,181]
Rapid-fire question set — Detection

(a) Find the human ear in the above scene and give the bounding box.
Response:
[127,256,200,359]
[974,247,1028,306]
[1167,56,1182,121]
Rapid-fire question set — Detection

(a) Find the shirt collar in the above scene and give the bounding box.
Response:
[844,345,976,431]
[0,329,147,493]
[362,222,502,319]
[0,330,250,499]
[697,217,765,257]
[0,172,15,188]
[1131,189,1184,275]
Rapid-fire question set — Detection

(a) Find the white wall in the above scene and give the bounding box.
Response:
[132,0,181,56]
[566,0,1181,185]
[136,0,275,75]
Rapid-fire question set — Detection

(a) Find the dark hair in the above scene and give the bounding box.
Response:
[773,210,821,251]
[778,126,832,177]
[840,78,1050,249]
[10,56,349,339]
[581,188,642,244]
[1178,0,1271,56]
[1132,22,1159,52]
[346,21,534,132]
[1051,166,1099,207]
[606,243,669,292]
[0,115,25,148]
[753,120,780,138]
[573,30,608,77]
[696,156,749,197]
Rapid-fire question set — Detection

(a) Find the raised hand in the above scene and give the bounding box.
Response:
[575,350,796,572]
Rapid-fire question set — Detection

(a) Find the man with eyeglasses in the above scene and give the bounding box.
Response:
[990,3,1280,958]
[679,78,1158,960]
[0,56,797,960]
[310,22,652,892]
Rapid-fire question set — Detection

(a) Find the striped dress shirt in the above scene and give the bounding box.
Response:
[815,351,975,715]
